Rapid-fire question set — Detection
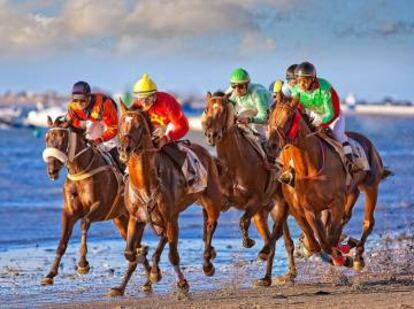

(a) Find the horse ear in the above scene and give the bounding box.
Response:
[207,91,212,99]
[224,92,231,100]
[62,120,70,128]
[47,115,53,127]
[119,99,127,115]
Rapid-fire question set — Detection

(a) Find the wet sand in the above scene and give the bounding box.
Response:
[2,234,413,308]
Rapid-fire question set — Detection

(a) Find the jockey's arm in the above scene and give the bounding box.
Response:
[320,88,335,124]
[165,99,189,140]
[100,98,119,141]
[250,90,269,124]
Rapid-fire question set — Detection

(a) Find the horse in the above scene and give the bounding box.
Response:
[109,104,224,296]
[41,116,129,285]
[203,91,297,283]
[259,99,392,285]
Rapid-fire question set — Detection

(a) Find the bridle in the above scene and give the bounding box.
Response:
[120,110,161,154]
[42,127,92,165]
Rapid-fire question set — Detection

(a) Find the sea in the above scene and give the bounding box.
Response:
[0,114,413,306]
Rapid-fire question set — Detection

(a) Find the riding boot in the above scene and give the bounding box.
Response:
[343,142,358,173]
[109,148,126,173]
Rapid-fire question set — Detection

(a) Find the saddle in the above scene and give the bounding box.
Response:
[316,129,370,184]
[162,141,208,194]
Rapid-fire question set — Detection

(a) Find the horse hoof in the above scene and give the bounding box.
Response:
[243,238,256,248]
[108,287,124,297]
[253,277,271,287]
[275,272,297,285]
[149,269,162,283]
[353,260,365,272]
[41,277,54,286]
[77,263,90,275]
[177,279,190,292]
[203,263,215,277]
[140,282,153,293]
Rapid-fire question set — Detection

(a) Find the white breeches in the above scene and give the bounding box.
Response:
[328,112,348,144]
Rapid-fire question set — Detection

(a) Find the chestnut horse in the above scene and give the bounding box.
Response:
[109,105,224,295]
[203,92,296,283]
[41,116,129,285]
[259,99,391,285]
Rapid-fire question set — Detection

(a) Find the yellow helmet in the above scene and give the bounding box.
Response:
[133,73,157,97]
[273,79,283,93]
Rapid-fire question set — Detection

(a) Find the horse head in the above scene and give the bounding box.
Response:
[118,103,155,163]
[43,116,86,180]
[204,91,234,146]
[267,99,300,157]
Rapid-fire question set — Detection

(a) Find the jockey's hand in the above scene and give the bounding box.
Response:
[152,127,164,141]
[92,137,104,146]
[236,116,250,125]
[154,135,170,148]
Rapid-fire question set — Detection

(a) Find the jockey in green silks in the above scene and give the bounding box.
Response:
[225,68,272,137]
[291,61,357,172]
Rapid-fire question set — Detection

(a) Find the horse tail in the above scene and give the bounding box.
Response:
[381,168,394,181]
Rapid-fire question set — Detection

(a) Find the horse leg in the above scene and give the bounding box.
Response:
[354,185,378,272]
[276,221,297,284]
[167,220,189,292]
[293,212,321,257]
[326,200,353,267]
[199,196,220,277]
[240,200,259,248]
[342,186,360,227]
[253,209,271,261]
[109,217,148,296]
[149,235,168,283]
[77,218,91,274]
[41,211,77,285]
[113,214,129,240]
[254,199,289,287]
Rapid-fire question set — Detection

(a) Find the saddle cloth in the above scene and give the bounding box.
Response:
[319,133,370,172]
[237,124,267,161]
[177,143,208,194]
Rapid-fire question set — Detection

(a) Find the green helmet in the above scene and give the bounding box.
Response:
[230,68,250,84]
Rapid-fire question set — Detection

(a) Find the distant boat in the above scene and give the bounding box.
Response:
[25,105,66,127]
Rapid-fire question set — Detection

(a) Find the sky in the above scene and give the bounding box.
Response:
[0,0,413,101]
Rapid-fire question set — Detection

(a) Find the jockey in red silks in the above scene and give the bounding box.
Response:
[130,73,197,184]
[131,73,189,146]
[66,81,124,169]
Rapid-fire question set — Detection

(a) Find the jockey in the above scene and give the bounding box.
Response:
[225,68,271,137]
[281,64,298,98]
[131,73,196,184]
[66,81,124,170]
[131,73,189,146]
[272,64,298,107]
[291,61,356,171]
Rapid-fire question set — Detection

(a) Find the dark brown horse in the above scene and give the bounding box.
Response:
[109,105,224,296]
[203,92,297,283]
[41,116,129,285]
[259,99,391,285]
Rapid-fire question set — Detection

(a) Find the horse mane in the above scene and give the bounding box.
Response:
[128,107,155,133]
[299,110,318,132]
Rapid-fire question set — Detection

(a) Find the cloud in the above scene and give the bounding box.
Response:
[0,0,286,59]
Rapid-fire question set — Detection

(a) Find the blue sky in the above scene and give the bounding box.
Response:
[0,0,413,101]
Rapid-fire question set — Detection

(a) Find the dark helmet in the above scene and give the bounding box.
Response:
[295,62,316,78]
[72,81,91,95]
[286,64,298,80]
